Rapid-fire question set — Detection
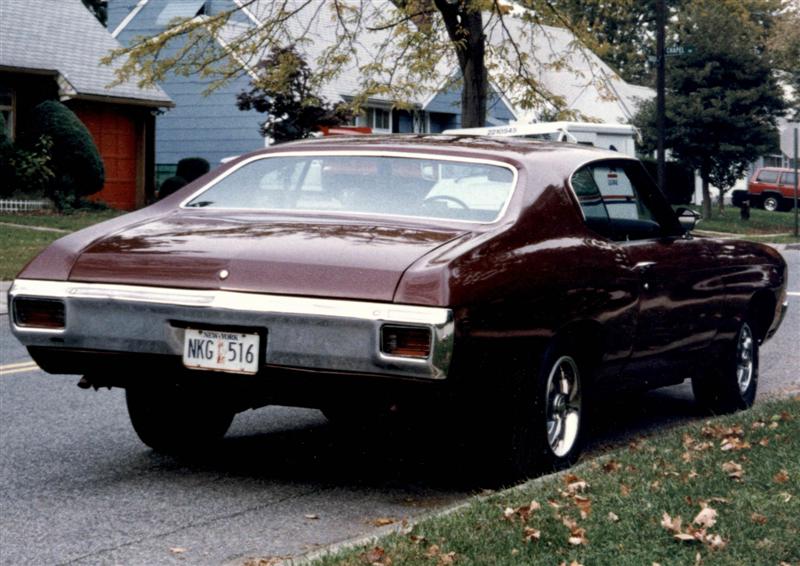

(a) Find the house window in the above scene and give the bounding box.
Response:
[0,87,14,140]
[350,107,392,133]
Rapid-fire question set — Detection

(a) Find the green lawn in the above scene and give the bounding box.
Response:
[0,209,125,231]
[687,206,798,235]
[0,225,65,280]
[0,210,127,280]
[310,397,800,566]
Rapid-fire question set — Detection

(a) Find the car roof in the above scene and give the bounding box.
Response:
[238,134,629,166]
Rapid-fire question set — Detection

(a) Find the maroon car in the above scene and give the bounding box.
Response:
[8,135,789,478]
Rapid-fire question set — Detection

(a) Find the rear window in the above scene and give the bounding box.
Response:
[184,154,516,223]
[755,170,780,183]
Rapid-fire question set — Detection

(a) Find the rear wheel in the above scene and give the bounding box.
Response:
[692,321,758,413]
[126,382,235,454]
[493,343,586,480]
[762,195,783,212]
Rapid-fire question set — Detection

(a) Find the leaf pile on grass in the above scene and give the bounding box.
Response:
[312,397,799,566]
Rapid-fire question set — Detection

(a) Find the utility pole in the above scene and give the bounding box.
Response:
[656,0,666,195]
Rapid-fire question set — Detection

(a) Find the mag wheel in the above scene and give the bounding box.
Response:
[692,321,758,413]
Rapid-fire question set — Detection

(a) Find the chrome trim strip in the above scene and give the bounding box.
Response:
[177,150,519,225]
[9,279,455,380]
[9,279,450,326]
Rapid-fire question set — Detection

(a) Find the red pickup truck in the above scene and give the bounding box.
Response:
[747,167,798,211]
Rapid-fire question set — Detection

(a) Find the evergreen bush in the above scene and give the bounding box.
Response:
[176,157,210,183]
[157,175,188,199]
[28,100,104,208]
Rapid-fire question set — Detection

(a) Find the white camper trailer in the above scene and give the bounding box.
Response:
[443,122,639,157]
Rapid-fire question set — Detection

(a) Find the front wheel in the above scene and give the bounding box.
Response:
[692,321,758,413]
[126,382,235,454]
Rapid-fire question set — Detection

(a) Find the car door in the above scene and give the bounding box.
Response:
[572,160,727,387]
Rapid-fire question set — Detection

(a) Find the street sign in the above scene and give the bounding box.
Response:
[665,46,695,56]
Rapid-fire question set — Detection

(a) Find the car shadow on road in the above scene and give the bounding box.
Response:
[140,382,713,491]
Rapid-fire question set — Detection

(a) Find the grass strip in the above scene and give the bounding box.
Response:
[686,206,797,236]
[311,397,799,566]
[0,210,125,232]
[0,225,65,280]
[0,210,127,280]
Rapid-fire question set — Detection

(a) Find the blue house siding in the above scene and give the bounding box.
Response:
[109,0,264,166]
[425,78,515,130]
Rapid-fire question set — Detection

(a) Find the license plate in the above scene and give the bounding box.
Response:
[183,328,260,375]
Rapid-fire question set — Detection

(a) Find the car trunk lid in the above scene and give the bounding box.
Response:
[68,213,465,301]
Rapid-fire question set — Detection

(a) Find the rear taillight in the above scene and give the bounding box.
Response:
[13,298,65,329]
[380,325,431,358]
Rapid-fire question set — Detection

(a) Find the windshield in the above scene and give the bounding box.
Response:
[184,155,517,223]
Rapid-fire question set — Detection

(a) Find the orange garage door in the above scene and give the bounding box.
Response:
[72,104,139,210]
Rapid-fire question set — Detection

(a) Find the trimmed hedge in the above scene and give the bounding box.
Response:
[158,175,188,199]
[176,157,210,183]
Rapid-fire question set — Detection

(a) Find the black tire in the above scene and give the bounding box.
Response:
[692,320,758,413]
[484,341,586,481]
[126,382,235,454]
[762,194,783,212]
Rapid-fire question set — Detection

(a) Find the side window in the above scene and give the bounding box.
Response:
[779,172,796,186]
[756,170,780,183]
[571,161,673,241]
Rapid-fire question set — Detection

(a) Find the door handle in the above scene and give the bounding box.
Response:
[634,261,656,290]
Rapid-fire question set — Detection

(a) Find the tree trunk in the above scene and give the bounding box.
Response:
[433,0,487,128]
[717,188,725,215]
[701,174,712,220]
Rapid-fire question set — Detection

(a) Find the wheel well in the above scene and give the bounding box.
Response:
[747,290,776,342]
[554,321,605,373]
[762,191,783,202]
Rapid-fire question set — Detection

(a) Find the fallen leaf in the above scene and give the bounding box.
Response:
[780,492,792,503]
[511,548,519,556]
[566,480,589,494]
[705,533,726,550]
[773,470,789,484]
[620,484,631,497]
[661,512,683,533]
[758,438,770,447]
[603,459,622,473]
[304,514,319,520]
[438,551,456,565]
[568,535,587,546]
[503,507,516,520]
[768,422,779,430]
[409,534,426,544]
[169,547,187,554]
[364,547,389,565]
[693,507,718,529]
[523,526,541,542]
[425,544,440,558]
[574,495,592,518]
[608,511,620,522]
[372,517,395,527]
[750,512,768,525]
[721,461,744,480]
[674,533,699,543]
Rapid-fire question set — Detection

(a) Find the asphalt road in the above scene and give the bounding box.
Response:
[1,247,798,566]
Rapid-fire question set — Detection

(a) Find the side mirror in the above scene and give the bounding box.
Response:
[675,207,701,233]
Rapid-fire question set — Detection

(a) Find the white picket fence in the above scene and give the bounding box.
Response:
[0,199,52,213]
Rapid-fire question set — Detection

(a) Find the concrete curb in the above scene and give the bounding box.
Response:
[261,472,559,566]
[0,280,10,315]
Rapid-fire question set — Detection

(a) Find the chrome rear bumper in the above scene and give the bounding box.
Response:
[9,279,454,380]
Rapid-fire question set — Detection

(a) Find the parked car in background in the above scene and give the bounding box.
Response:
[747,167,798,211]
[8,135,788,480]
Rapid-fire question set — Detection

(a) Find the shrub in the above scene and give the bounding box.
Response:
[0,114,54,198]
[176,157,210,183]
[157,175,188,200]
[28,100,104,208]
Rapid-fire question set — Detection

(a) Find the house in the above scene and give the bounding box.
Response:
[107,0,651,178]
[0,0,172,209]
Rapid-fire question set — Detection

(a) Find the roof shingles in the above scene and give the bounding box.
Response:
[0,0,171,106]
